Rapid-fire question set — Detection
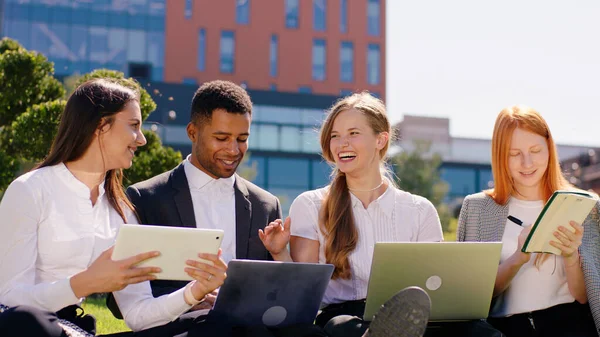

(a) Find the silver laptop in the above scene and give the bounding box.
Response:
[213,260,334,327]
[363,242,502,322]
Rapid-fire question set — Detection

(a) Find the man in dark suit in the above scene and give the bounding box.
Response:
[107,80,280,322]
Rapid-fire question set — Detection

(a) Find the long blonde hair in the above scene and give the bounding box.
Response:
[485,105,572,265]
[319,92,391,279]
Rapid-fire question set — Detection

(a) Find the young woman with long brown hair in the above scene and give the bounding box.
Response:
[457,105,599,337]
[259,92,443,337]
[0,79,227,337]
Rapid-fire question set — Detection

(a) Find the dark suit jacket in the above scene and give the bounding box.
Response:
[108,162,281,318]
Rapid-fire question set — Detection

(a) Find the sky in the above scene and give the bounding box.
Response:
[386,0,600,147]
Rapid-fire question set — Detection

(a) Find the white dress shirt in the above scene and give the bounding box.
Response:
[184,156,237,264]
[0,164,193,331]
[290,185,443,304]
[490,197,575,317]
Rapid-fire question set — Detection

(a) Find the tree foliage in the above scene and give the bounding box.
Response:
[0,38,182,192]
[391,140,453,232]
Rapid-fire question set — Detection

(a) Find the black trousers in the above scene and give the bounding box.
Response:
[316,299,505,337]
[0,304,97,337]
[487,301,597,337]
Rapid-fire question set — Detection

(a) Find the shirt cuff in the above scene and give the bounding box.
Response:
[57,278,83,310]
[162,287,194,319]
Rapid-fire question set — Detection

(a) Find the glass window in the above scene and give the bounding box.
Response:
[185,0,192,19]
[340,41,353,82]
[478,168,494,190]
[312,160,332,188]
[31,4,50,21]
[127,30,147,63]
[48,23,70,60]
[31,23,52,56]
[269,187,306,217]
[6,20,31,48]
[255,106,302,124]
[70,25,88,65]
[183,77,197,85]
[108,28,127,65]
[301,126,320,153]
[301,109,325,126]
[149,0,166,16]
[285,0,299,28]
[313,0,326,31]
[269,34,278,77]
[340,89,353,97]
[197,28,206,71]
[147,31,164,67]
[242,156,265,186]
[236,0,250,25]
[367,0,380,36]
[299,86,313,94]
[281,126,301,152]
[220,30,235,74]
[441,167,477,197]
[367,43,380,85]
[268,158,309,188]
[312,39,326,81]
[128,12,146,30]
[257,124,279,151]
[340,0,348,33]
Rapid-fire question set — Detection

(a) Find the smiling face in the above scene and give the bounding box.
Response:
[187,108,250,179]
[508,127,549,199]
[98,101,146,170]
[328,108,387,176]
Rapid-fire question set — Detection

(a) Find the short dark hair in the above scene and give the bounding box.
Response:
[190,80,252,124]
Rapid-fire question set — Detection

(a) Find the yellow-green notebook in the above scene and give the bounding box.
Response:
[522,190,598,254]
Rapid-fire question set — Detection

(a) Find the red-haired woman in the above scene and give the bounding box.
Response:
[457,105,599,337]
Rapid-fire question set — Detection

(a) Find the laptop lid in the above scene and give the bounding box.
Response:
[213,260,334,327]
[363,242,502,322]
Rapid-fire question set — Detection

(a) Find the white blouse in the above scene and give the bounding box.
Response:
[290,185,443,304]
[0,164,193,331]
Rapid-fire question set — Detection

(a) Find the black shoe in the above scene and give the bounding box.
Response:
[366,286,431,337]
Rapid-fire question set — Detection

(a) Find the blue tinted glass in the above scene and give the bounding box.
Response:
[91,11,108,26]
[285,0,299,28]
[312,39,326,81]
[52,6,72,23]
[478,168,493,190]
[269,35,278,77]
[281,126,301,152]
[312,160,332,188]
[185,0,193,19]
[197,29,206,71]
[268,158,309,188]
[31,4,49,21]
[149,0,166,16]
[31,23,52,56]
[183,78,197,85]
[9,2,31,20]
[441,167,477,197]
[242,156,266,186]
[298,86,312,93]
[129,12,147,30]
[340,0,347,33]
[108,28,127,65]
[107,11,128,29]
[256,124,279,151]
[313,0,326,31]
[367,43,380,85]
[70,61,90,75]
[71,7,91,25]
[147,15,165,32]
[236,0,250,25]
[5,20,31,48]
[340,41,353,82]
[48,23,70,60]
[152,66,163,81]
[147,31,164,67]
[340,89,353,97]
[301,126,320,153]
[70,25,88,66]
[89,27,109,65]
[367,0,380,36]
[220,30,235,74]
[127,30,147,63]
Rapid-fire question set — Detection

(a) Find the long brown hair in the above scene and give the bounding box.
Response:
[319,92,391,279]
[485,105,572,266]
[37,78,140,222]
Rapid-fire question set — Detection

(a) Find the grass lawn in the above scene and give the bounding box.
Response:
[82,297,130,335]
[443,218,458,242]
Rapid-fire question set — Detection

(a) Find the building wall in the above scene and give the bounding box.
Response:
[164,0,386,98]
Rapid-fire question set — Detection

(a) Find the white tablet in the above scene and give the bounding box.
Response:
[112,224,224,281]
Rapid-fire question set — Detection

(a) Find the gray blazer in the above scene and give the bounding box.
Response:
[457,192,600,335]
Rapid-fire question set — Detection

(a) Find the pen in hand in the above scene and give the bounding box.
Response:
[507,215,523,226]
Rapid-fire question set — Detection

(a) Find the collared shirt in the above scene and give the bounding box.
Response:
[184,155,236,263]
[290,184,443,304]
[0,164,193,331]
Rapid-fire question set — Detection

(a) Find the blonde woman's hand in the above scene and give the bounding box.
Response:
[258,217,291,258]
[550,221,583,266]
[71,246,161,297]
[185,249,227,302]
